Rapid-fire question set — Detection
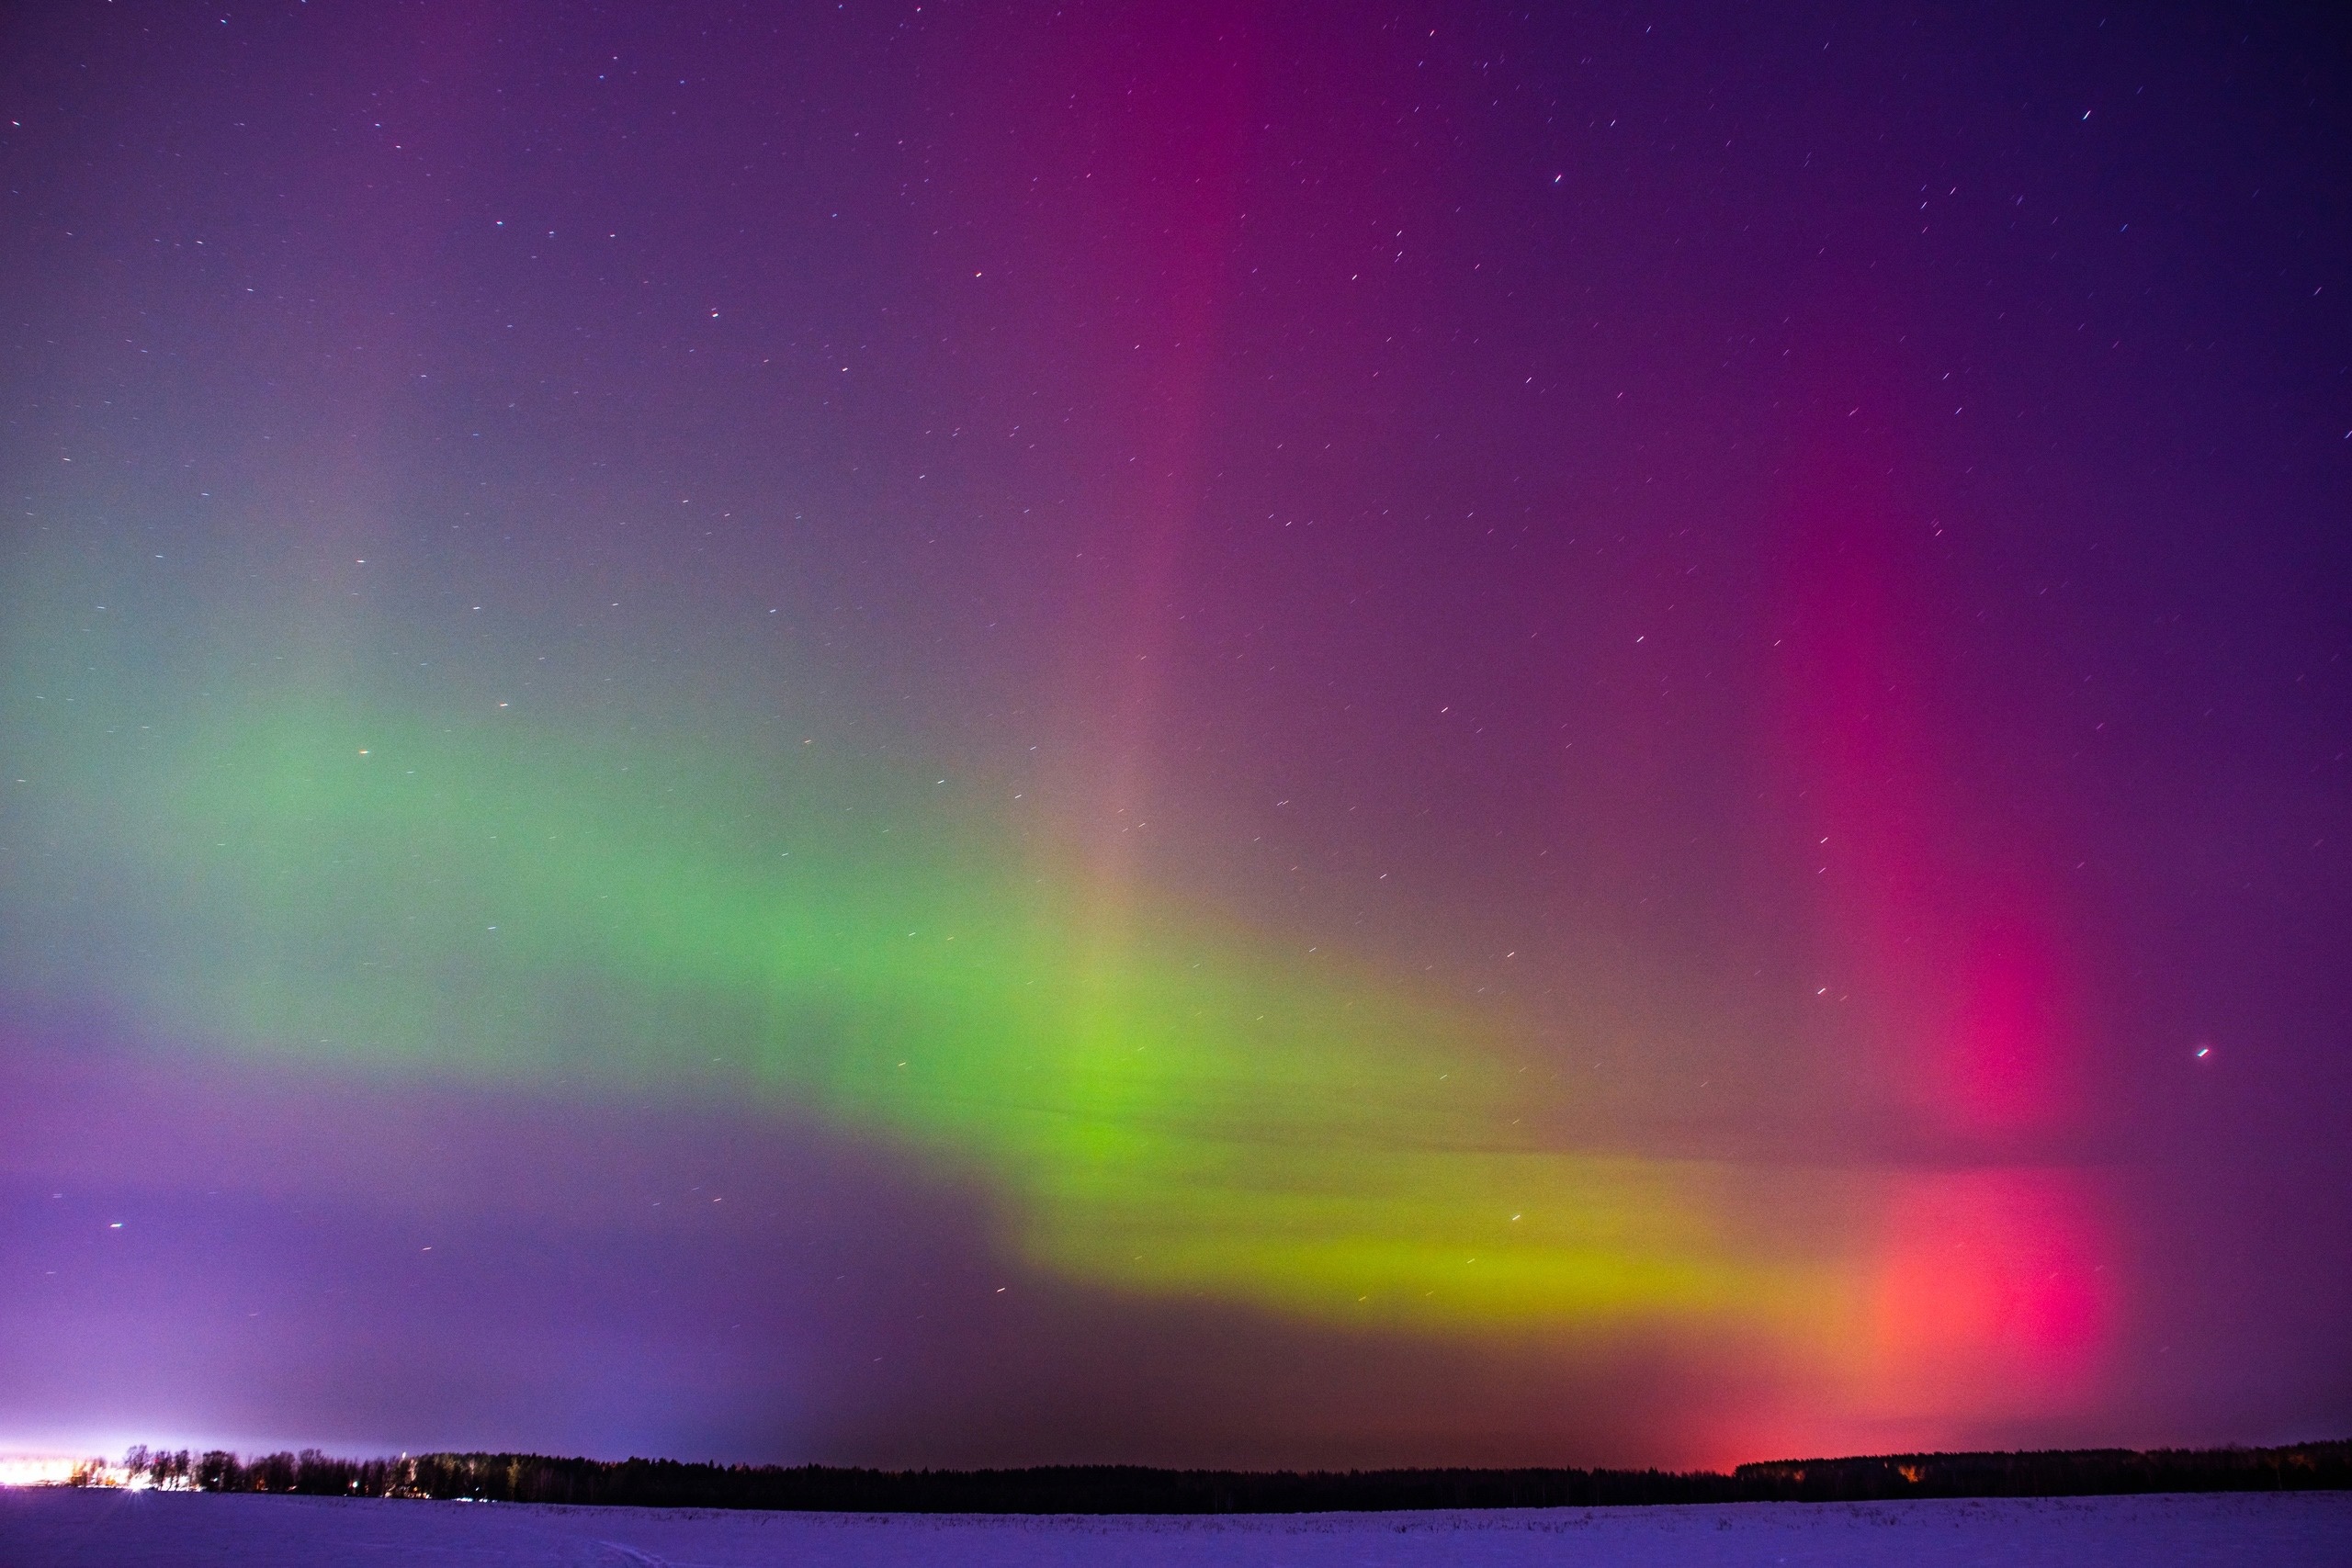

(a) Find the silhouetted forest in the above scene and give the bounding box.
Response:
[83,1438,2347,1513]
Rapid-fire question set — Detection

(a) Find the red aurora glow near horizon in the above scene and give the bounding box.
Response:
[1,0,2346,1472]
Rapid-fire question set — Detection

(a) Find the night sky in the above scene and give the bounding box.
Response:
[3,1,2347,1472]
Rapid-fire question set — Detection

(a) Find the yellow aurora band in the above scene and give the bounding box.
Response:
[8,687,1853,1349]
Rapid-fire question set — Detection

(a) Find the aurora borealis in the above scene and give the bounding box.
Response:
[4,1,2348,1470]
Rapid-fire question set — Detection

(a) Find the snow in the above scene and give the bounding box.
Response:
[2,1486,2346,1566]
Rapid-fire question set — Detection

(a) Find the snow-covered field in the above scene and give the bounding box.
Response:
[3,1486,2346,1566]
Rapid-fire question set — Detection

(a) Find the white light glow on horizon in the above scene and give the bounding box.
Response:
[0,1456,91,1487]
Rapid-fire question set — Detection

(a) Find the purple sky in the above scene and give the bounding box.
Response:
[2,1,2346,1469]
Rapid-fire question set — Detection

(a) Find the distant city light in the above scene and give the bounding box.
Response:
[0,1456,94,1487]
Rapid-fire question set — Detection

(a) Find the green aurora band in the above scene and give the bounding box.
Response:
[6,676,1860,1357]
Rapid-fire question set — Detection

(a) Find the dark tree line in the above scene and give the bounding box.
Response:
[77,1438,2350,1512]
[91,1446,407,1496]
[1730,1442,2352,1502]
